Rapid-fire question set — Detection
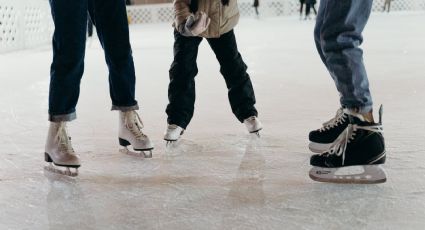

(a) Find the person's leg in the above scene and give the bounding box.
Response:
[206,30,258,123]
[88,0,138,111]
[166,30,203,129]
[300,1,304,17]
[45,0,86,175]
[48,0,88,122]
[87,0,154,154]
[305,3,311,18]
[317,0,373,115]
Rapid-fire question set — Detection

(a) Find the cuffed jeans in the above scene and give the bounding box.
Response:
[314,0,373,113]
[48,0,138,122]
[166,30,258,129]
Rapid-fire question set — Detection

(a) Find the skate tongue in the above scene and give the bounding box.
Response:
[379,104,383,124]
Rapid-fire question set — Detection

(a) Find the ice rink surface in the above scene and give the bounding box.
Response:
[1,12,425,230]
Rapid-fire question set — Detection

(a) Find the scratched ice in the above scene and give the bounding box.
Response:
[1,12,425,230]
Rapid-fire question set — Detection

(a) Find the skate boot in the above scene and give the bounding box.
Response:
[308,108,372,153]
[119,111,154,158]
[244,116,263,137]
[164,124,184,145]
[44,122,80,177]
[309,106,387,184]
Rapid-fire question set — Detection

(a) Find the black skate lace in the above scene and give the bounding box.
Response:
[56,123,75,154]
[319,108,347,132]
[125,111,147,140]
[321,124,383,166]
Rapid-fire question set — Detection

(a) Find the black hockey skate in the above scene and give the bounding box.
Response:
[309,108,350,153]
[309,106,387,184]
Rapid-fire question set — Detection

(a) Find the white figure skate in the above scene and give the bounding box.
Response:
[244,116,263,137]
[44,122,80,177]
[118,111,154,158]
[164,124,184,146]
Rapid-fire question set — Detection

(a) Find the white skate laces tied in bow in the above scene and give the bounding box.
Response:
[124,111,146,140]
[322,123,384,166]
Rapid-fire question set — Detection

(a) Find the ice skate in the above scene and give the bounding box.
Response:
[244,116,263,137]
[309,106,387,184]
[118,111,154,158]
[164,124,184,146]
[44,122,80,177]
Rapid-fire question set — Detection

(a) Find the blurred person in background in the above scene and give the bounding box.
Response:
[305,0,317,20]
[299,0,306,20]
[383,0,392,13]
[253,0,259,17]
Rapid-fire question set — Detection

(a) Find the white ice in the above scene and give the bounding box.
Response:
[1,12,425,230]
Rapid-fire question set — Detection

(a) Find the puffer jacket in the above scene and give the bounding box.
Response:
[173,0,240,38]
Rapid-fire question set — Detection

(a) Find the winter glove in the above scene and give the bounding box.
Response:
[178,11,211,37]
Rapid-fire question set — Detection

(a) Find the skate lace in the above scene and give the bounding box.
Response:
[319,108,347,132]
[124,111,146,140]
[322,124,383,165]
[56,123,74,154]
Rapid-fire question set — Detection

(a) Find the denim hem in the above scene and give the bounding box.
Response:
[111,104,139,112]
[49,112,77,122]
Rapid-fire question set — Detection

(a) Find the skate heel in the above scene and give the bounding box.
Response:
[44,152,53,163]
[119,138,131,147]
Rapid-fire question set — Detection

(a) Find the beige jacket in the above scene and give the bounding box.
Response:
[173,0,240,38]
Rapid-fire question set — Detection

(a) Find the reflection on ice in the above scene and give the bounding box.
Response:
[45,171,96,230]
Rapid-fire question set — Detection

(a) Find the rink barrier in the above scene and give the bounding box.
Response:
[127,0,425,24]
[1,0,425,53]
[0,0,53,53]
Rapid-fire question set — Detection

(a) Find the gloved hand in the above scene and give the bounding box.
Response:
[178,11,211,37]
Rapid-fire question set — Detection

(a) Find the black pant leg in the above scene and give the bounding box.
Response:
[206,30,258,122]
[48,0,88,121]
[166,30,203,129]
[306,3,311,16]
[88,0,138,110]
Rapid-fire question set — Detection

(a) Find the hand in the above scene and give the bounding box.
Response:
[178,11,211,37]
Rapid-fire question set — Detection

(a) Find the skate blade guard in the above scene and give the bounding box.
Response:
[309,165,387,184]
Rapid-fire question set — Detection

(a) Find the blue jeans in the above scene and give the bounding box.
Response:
[314,0,373,113]
[48,0,138,122]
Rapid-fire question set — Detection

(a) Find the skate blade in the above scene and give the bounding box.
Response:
[119,147,152,158]
[44,163,79,177]
[309,165,387,184]
[165,140,179,148]
[249,128,262,138]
